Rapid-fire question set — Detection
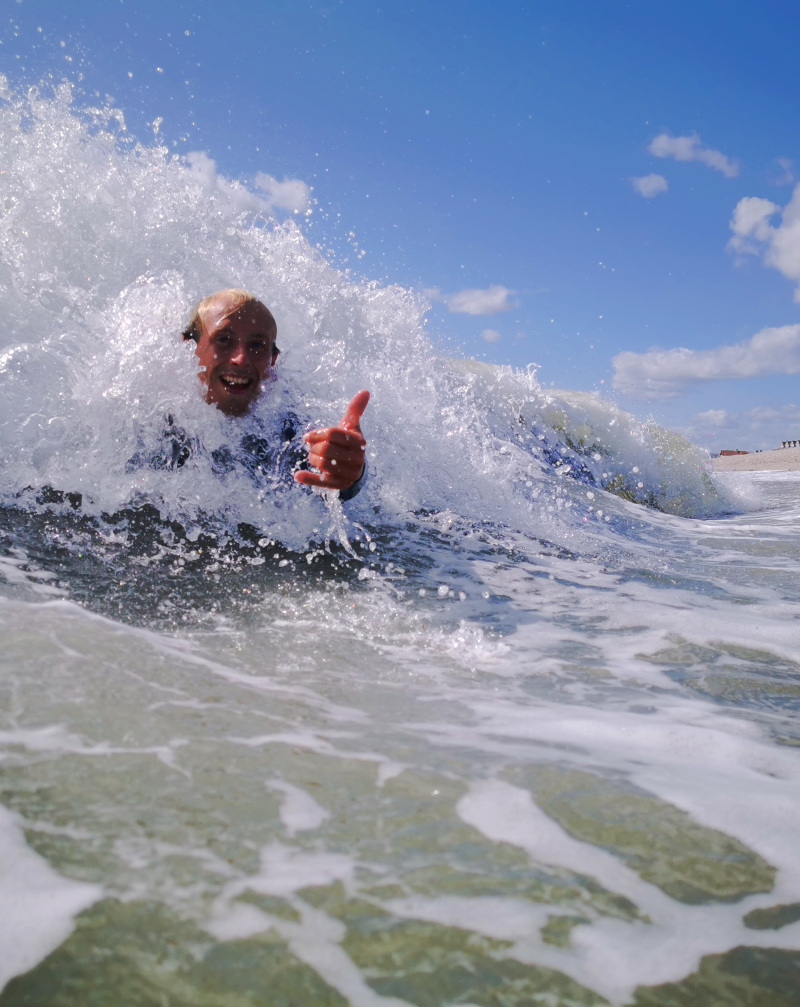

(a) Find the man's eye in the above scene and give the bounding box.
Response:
[215,333,231,345]
[250,340,267,352]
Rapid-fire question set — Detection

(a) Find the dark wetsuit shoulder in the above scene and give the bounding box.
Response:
[127,411,365,500]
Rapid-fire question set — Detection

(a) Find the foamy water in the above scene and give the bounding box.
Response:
[0,80,799,1006]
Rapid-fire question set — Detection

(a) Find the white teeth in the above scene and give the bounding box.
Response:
[221,375,251,386]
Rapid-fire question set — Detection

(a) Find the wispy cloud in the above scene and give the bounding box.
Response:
[612,324,800,398]
[481,328,501,343]
[772,157,796,187]
[430,284,516,315]
[631,173,668,198]
[728,182,800,301]
[648,133,739,178]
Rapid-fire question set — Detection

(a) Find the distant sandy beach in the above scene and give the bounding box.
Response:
[712,446,800,472]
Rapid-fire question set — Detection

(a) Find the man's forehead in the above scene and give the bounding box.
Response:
[205,298,276,332]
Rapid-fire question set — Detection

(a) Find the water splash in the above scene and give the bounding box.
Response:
[0,79,735,545]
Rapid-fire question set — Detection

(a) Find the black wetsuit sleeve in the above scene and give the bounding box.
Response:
[338,460,367,501]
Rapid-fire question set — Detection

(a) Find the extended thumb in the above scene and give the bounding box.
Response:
[340,389,370,429]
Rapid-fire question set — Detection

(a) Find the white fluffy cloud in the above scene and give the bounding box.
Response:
[631,173,668,198]
[186,151,267,213]
[612,324,800,398]
[433,285,516,315]
[694,409,729,427]
[481,328,501,343]
[648,133,739,178]
[185,152,311,216]
[254,172,312,214]
[728,182,800,301]
[680,403,800,450]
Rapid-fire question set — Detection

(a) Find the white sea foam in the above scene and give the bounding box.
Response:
[457,779,800,1003]
[0,805,101,989]
[267,780,331,835]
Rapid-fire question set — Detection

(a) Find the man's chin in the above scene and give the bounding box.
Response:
[207,385,259,416]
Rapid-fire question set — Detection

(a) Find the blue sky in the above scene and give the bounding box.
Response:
[3,0,800,450]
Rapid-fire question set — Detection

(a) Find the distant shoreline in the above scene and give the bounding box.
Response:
[712,446,800,472]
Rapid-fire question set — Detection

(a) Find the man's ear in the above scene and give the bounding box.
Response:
[272,345,281,364]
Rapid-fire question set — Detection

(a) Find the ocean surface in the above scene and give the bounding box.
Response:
[0,80,799,1006]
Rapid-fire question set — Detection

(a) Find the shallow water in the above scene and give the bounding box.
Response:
[0,81,799,1006]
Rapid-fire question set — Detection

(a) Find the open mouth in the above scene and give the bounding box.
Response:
[218,373,256,394]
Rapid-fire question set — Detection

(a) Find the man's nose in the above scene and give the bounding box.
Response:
[229,344,247,364]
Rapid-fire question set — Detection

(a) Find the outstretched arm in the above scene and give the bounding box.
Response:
[293,390,369,493]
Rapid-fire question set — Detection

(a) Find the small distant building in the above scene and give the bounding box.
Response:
[781,440,800,448]
[719,449,748,456]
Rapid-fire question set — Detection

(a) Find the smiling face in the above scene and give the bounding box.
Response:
[193,295,278,416]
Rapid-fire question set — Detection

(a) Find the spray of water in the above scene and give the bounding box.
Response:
[0,77,738,557]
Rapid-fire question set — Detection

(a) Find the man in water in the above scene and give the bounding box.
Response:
[182,289,368,497]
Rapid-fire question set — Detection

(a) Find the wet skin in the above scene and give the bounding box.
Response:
[295,388,368,492]
[195,294,367,491]
[194,300,278,417]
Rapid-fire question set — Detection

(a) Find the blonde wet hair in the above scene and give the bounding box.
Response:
[182,288,278,345]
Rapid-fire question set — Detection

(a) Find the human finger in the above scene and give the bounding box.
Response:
[338,389,370,431]
[303,427,366,448]
[306,451,363,478]
[305,442,365,464]
[293,469,354,491]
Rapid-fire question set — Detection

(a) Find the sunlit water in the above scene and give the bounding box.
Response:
[0,81,798,1007]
